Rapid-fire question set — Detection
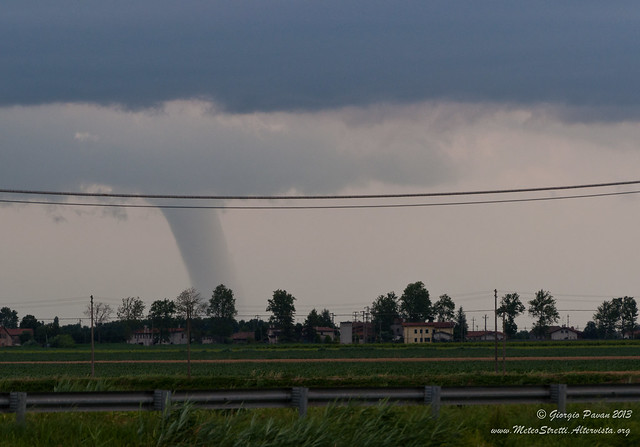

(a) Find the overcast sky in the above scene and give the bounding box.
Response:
[2,1,640,331]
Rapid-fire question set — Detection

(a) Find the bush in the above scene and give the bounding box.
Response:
[50,334,75,348]
[19,332,34,345]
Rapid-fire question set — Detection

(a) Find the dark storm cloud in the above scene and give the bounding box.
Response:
[0,103,454,195]
[2,1,639,116]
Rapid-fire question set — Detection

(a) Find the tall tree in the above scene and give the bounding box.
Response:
[303,309,322,342]
[594,299,621,339]
[175,288,206,326]
[175,287,206,378]
[117,297,145,322]
[117,297,145,339]
[304,308,333,329]
[266,289,296,341]
[400,281,432,322]
[615,296,638,338]
[433,294,455,322]
[208,284,238,320]
[319,309,334,328]
[453,307,468,342]
[0,307,19,328]
[36,316,61,345]
[497,292,525,338]
[19,314,41,331]
[371,292,400,341]
[582,321,599,339]
[84,302,113,326]
[207,284,238,339]
[148,299,176,344]
[84,301,113,343]
[528,290,559,339]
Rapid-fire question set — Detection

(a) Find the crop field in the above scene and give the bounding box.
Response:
[0,340,639,390]
[1,341,640,446]
[2,340,640,361]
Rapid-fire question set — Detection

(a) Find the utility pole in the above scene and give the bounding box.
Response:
[483,314,488,332]
[366,307,370,342]
[471,317,476,332]
[255,315,262,342]
[187,306,192,379]
[362,309,368,343]
[502,312,506,375]
[90,295,95,378]
[494,289,498,374]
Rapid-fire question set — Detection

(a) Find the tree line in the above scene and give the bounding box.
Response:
[1,283,637,346]
[0,285,335,345]
[369,284,638,341]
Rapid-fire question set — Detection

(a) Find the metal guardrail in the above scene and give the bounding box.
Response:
[2,384,640,423]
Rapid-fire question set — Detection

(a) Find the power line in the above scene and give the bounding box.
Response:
[1,179,639,201]
[1,189,639,210]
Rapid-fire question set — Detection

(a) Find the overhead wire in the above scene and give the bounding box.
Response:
[0,189,638,210]
[1,179,639,200]
[2,180,637,324]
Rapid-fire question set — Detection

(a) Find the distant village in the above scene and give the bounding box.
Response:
[0,283,637,347]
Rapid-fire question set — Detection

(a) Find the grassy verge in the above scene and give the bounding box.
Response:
[1,370,640,393]
[1,358,639,385]
[0,402,638,446]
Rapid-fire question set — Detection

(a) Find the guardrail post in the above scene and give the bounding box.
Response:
[550,384,567,413]
[291,387,309,417]
[425,386,441,418]
[154,390,172,413]
[10,392,27,425]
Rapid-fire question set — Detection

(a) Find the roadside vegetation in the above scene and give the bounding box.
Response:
[0,402,638,446]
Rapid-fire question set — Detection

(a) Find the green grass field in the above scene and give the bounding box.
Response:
[3,339,640,361]
[0,340,638,391]
[1,341,639,445]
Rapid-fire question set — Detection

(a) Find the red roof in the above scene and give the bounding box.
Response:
[232,331,255,340]
[467,330,504,337]
[3,328,33,336]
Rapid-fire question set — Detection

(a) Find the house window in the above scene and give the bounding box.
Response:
[414,329,417,334]
[414,338,417,343]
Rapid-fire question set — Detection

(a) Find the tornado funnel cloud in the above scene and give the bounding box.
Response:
[162,209,236,298]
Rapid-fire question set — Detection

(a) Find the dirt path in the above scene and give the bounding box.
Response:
[1,356,640,365]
